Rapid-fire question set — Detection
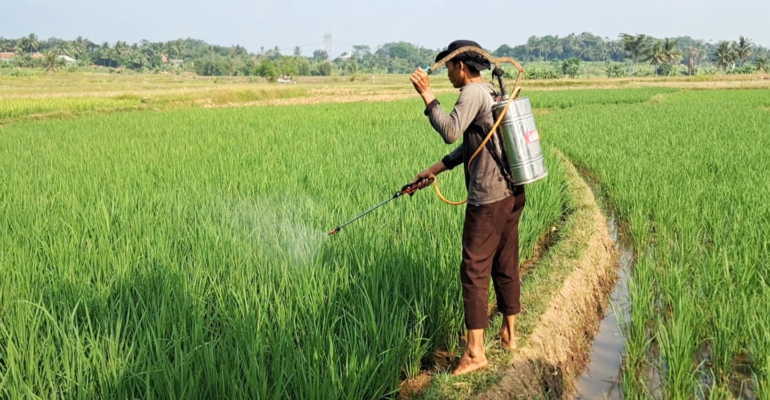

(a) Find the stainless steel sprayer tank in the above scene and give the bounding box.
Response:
[491,95,548,185]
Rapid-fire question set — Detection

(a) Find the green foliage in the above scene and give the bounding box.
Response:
[726,64,756,75]
[195,56,233,76]
[755,56,769,73]
[713,41,737,71]
[620,33,652,67]
[8,69,34,77]
[313,61,333,76]
[524,67,560,80]
[655,63,678,76]
[561,57,581,78]
[42,50,65,73]
[733,36,754,66]
[2,32,769,77]
[543,89,770,398]
[605,62,626,77]
[255,59,278,82]
[0,97,567,398]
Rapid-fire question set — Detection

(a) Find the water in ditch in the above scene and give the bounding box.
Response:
[574,213,632,400]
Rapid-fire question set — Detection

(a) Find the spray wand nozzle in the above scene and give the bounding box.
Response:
[327,177,434,236]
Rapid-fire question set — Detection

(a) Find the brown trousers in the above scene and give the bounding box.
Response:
[461,187,526,330]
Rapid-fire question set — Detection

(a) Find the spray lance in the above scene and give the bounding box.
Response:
[328,48,548,234]
[327,177,433,236]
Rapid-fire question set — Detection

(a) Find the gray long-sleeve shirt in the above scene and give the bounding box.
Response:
[425,82,512,206]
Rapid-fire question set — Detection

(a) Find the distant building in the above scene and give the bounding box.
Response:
[30,52,44,60]
[57,55,76,63]
[339,53,353,60]
[0,52,14,62]
[161,53,169,64]
[169,59,183,66]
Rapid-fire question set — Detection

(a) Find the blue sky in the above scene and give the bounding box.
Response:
[2,0,768,57]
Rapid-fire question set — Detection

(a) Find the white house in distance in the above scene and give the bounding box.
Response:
[57,55,76,63]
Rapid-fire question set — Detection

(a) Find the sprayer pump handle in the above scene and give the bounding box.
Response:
[400,177,434,197]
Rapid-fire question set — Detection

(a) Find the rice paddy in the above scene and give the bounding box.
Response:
[1,74,769,399]
[542,89,770,399]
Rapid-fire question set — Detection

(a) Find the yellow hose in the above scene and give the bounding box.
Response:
[431,85,522,206]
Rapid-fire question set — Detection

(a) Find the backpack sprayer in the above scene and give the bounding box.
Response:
[328,47,547,236]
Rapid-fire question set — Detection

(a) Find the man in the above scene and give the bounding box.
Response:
[410,40,526,376]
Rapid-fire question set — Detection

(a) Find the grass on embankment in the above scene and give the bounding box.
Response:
[416,149,619,400]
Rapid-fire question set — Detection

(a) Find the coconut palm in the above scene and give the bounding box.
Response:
[756,56,769,74]
[25,33,39,53]
[607,39,624,62]
[646,40,668,67]
[54,41,71,56]
[712,41,736,71]
[42,50,64,73]
[71,36,89,60]
[100,42,116,67]
[733,36,753,67]
[620,33,652,75]
[686,39,707,75]
[662,38,683,65]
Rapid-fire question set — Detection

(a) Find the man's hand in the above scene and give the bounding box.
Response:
[410,67,431,94]
[411,68,436,106]
[412,161,448,189]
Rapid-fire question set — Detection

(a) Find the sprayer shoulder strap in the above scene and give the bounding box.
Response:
[480,126,516,190]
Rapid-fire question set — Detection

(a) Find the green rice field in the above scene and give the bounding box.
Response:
[1,82,769,399]
[543,89,770,399]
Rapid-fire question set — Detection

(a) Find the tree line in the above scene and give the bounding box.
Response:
[1,33,768,78]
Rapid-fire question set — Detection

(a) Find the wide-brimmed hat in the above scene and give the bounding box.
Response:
[435,40,491,71]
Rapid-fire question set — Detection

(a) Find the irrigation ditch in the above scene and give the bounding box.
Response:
[475,152,621,399]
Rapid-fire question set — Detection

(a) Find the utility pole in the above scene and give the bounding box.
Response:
[324,32,332,60]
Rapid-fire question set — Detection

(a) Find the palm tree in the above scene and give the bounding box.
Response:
[662,38,683,65]
[733,36,753,67]
[686,39,706,76]
[72,36,88,60]
[756,56,769,74]
[100,42,115,67]
[565,33,579,58]
[712,41,736,71]
[552,38,564,60]
[54,41,71,56]
[26,33,39,53]
[171,39,184,59]
[620,33,652,75]
[607,39,624,62]
[42,50,63,73]
[16,37,30,53]
[646,40,668,67]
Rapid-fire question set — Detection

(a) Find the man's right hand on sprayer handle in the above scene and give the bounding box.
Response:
[412,161,448,190]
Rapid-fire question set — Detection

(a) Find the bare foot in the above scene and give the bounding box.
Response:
[452,351,488,376]
[499,326,518,351]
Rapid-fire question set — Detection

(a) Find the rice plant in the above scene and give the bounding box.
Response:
[0,97,567,398]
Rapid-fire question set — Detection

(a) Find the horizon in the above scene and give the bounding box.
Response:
[2,0,769,57]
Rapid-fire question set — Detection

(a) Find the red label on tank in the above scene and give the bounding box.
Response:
[525,129,540,143]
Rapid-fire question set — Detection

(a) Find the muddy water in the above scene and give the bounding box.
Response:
[574,213,633,400]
